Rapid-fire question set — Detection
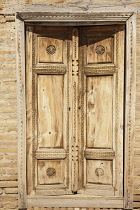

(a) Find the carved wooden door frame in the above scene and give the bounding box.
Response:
[16,11,136,210]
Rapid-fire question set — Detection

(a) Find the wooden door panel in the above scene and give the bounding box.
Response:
[26,25,124,200]
[87,37,114,64]
[86,159,113,185]
[82,26,116,67]
[26,26,72,196]
[38,36,63,63]
[87,76,113,149]
[38,75,64,148]
[79,25,124,197]
[33,26,68,68]
[38,160,64,185]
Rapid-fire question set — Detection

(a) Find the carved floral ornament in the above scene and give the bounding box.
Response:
[46,167,56,176]
[95,45,105,55]
[46,45,56,54]
[95,168,104,177]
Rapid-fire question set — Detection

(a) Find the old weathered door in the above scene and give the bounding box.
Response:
[78,25,124,197]
[26,25,124,199]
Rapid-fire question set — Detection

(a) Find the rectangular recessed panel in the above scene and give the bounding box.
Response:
[87,76,113,148]
[38,37,63,63]
[86,160,113,185]
[38,75,64,148]
[87,37,113,64]
[38,160,64,185]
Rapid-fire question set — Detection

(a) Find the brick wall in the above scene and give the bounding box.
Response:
[0,16,18,209]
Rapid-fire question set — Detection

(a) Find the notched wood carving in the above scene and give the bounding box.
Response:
[72,145,79,161]
[95,168,104,177]
[72,59,78,76]
[84,149,115,160]
[46,168,56,176]
[95,45,105,55]
[46,45,56,55]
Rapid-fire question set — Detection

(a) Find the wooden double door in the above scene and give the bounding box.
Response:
[26,25,124,198]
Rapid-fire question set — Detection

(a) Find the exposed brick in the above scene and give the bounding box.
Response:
[0,155,3,160]
[7,128,17,133]
[0,120,17,127]
[5,15,15,22]
[0,141,17,147]
[0,113,17,120]
[0,148,17,154]
[6,168,17,175]
[0,15,6,23]
[0,175,17,181]
[0,169,6,174]
[4,187,18,194]
[0,134,17,141]
[0,181,18,188]
[1,200,18,209]
[0,188,3,195]
[0,161,17,168]
[5,154,17,160]
[0,194,18,201]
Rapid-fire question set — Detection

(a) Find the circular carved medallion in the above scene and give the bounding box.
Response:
[95,168,104,177]
[46,168,56,176]
[95,45,105,55]
[46,45,56,54]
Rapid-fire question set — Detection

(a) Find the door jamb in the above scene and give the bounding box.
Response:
[16,11,136,210]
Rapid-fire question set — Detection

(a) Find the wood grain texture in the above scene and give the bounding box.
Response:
[86,160,113,185]
[38,160,64,185]
[27,196,124,208]
[87,37,113,64]
[26,26,72,197]
[38,75,64,148]
[38,36,63,63]
[17,17,27,209]
[87,76,113,149]
[134,14,140,207]
[78,25,124,198]
[124,13,136,209]
[26,26,33,195]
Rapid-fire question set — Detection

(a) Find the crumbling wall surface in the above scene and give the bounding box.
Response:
[0,0,140,210]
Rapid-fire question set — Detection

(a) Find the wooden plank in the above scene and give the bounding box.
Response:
[134,167,140,176]
[38,160,64,185]
[71,28,79,193]
[87,159,113,185]
[16,17,27,209]
[26,26,33,195]
[86,76,113,149]
[134,141,140,148]
[35,149,66,160]
[84,149,115,160]
[38,75,64,148]
[134,157,140,167]
[134,149,140,155]
[27,196,124,208]
[87,37,113,64]
[124,13,136,209]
